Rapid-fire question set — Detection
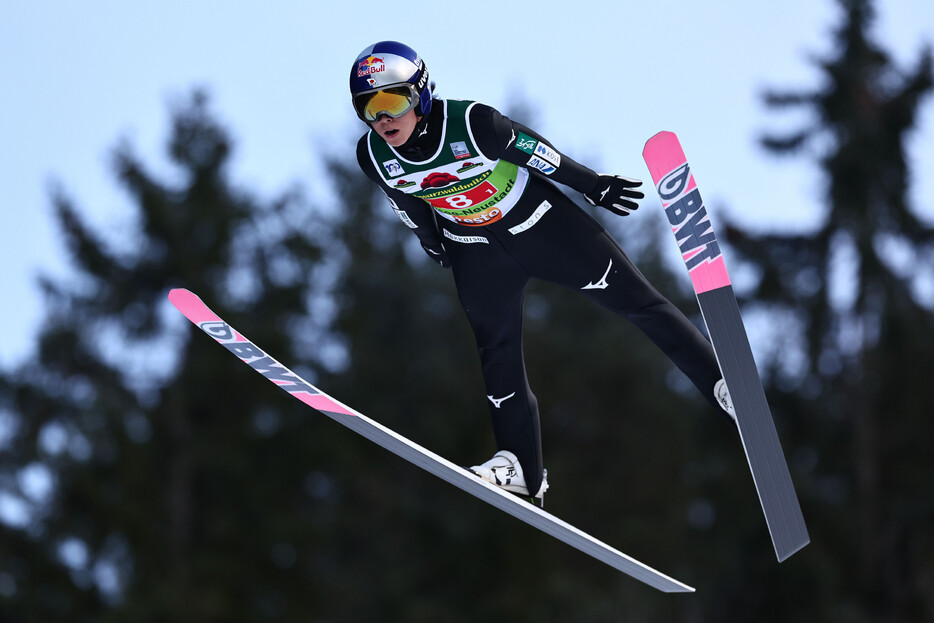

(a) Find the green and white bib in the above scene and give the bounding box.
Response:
[366,100,529,227]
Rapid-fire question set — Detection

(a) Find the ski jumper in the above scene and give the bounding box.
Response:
[357,99,722,497]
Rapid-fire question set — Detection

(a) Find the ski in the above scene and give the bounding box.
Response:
[167,288,694,593]
[642,132,809,562]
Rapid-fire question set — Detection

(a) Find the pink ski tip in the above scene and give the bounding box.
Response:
[168,287,201,309]
[642,130,677,151]
[642,131,689,186]
[168,288,222,324]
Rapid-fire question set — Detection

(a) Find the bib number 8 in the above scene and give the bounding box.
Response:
[444,194,473,209]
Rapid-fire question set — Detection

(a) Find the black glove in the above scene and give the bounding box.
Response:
[420,240,451,268]
[583,174,644,216]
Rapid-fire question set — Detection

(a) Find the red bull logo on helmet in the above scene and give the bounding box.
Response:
[357,56,385,77]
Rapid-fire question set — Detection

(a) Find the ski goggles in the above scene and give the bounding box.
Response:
[353,85,419,122]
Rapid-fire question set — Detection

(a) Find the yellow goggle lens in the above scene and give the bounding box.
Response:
[362,89,414,121]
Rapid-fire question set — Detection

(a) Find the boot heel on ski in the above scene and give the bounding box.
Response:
[467,450,548,503]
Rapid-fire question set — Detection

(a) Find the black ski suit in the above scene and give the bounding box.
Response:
[357,99,722,496]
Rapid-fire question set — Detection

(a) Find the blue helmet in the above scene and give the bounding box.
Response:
[349,41,432,121]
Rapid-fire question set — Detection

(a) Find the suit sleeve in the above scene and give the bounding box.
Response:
[356,136,445,248]
[467,103,601,195]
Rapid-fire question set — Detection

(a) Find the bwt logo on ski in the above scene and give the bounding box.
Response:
[657,163,722,271]
[198,321,319,395]
[657,163,690,201]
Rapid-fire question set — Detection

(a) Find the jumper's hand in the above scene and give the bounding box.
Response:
[421,240,451,268]
[583,174,644,216]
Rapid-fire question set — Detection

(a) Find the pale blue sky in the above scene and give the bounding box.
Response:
[1,0,932,365]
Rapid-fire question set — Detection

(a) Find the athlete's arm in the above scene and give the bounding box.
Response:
[468,104,643,216]
[356,136,450,267]
[468,104,598,191]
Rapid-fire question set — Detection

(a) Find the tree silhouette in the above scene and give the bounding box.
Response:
[0,92,339,622]
[725,0,933,618]
[5,3,931,616]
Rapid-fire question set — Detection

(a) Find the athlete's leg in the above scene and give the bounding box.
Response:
[446,234,546,495]
[502,186,722,409]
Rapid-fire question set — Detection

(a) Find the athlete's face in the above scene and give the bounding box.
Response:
[372,108,418,147]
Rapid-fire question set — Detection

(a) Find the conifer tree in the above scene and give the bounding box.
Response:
[0,92,337,622]
[725,0,933,618]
